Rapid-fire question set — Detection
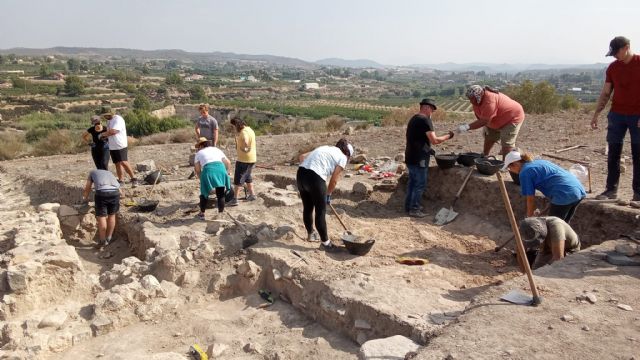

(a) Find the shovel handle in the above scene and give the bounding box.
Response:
[329,203,350,233]
[451,167,475,207]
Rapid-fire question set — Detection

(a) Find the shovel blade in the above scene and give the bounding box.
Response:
[434,207,458,225]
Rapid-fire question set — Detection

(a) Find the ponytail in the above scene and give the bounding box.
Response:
[521,152,534,162]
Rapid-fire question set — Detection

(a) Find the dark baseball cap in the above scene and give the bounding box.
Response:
[419,98,437,110]
[606,36,630,57]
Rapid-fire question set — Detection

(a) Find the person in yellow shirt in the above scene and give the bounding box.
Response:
[228,117,257,205]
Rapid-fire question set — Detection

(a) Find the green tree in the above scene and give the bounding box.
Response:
[64,75,85,96]
[0,55,6,65]
[133,93,151,112]
[39,65,52,79]
[67,58,81,72]
[165,72,183,85]
[189,85,206,101]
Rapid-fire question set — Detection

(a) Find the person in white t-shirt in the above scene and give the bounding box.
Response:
[98,107,137,187]
[194,137,232,220]
[297,138,354,252]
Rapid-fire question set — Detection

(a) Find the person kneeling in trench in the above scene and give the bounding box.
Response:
[518,216,581,270]
[82,169,122,247]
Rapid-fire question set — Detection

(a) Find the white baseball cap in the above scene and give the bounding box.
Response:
[501,150,522,171]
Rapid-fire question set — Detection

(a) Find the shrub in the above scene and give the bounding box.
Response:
[324,116,345,131]
[169,128,194,143]
[560,94,580,110]
[0,132,27,160]
[32,129,85,156]
[124,110,190,137]
[504,80,561,114]
[133,94,151,112]
[64,75,86,97]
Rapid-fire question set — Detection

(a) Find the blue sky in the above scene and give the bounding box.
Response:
[1,0,639,65]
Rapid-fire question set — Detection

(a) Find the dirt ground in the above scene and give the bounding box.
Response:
[2,111,640,359]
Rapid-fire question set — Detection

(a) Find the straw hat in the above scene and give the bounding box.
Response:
[195,137,209,149]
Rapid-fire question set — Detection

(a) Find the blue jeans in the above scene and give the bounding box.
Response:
[605,112,640,194]
[405,164,429,212]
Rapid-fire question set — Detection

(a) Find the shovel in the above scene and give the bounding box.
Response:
[434,167,474,225]
[135,170,161,212]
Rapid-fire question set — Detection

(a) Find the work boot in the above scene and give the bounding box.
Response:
[595,189,618,200]
[409,209,427,218]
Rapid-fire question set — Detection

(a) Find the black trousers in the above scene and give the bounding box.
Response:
[199,187,226,213]
[549,199,582,224]
[91,145,110,170]
[296,167,328,242]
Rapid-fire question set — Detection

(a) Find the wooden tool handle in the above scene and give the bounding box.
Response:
[496,171,542,305]
[329,203,350,232]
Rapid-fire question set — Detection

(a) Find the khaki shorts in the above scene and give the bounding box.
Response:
[483,122,523,147]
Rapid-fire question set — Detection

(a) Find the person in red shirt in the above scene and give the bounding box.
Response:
[456,85,525,157]
[591,36,640,201]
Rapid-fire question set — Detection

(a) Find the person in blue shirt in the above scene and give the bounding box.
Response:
[503,150,586,223]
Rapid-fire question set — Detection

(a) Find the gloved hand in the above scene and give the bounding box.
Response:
[448,131,455,139]
[457,124,470,133]
[326,194,331,204]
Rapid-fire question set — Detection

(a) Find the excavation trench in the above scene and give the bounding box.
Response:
[11,166,638,356]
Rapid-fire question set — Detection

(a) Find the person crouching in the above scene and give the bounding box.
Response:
[82,169,121,247]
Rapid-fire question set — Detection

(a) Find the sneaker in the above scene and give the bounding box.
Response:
[196,212,205,220]
[227,198,238,207]
[117,179,125,186]
[104,237,114,246]
[409,210,427,218]
[595,189,618,200]
[307,232,320,242]
[246,194,257,201]
[131,178,139,188]
[320,242,341,253]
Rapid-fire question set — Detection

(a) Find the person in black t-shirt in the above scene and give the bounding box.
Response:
[404,99,455,217]
[82,115,110,170]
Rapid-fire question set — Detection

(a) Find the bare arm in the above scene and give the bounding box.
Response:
[468,118,488,130]
[213,128,219,147]
[195,123,200,138]
[82,179,93,201]
[426,131,453,145]
[194,162,202,178]
[82,131,92,143]
[327,166,344,195]
[591,82,613,129]
[298,151,310,163]
[525,195,536,217]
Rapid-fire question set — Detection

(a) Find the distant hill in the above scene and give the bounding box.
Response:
[0,47,314,68]
[411,62,608,73]
[315,58,385,68]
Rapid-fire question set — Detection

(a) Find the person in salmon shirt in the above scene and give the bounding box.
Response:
[456,85,525,158]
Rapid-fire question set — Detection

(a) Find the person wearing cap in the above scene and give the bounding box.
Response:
[504,150,586,223]
[98,106,138,187]
[195,104,218,146]
[193,137,232,220]
[457,85,525,157]
[82,169,122,248]
[82,115,110,170]
[228,117,257,206]
[518,216,580,270]
[404,98,454,218]
[590,36,640,202]
[297,138,354,252]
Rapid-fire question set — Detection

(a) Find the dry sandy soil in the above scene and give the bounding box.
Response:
[1,111,639,359]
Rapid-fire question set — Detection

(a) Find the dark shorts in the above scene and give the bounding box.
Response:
[95,191,120,217]
[234,161,255,186]
[607,111,640,144]
[110,148,128,163]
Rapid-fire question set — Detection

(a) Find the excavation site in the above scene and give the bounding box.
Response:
[1,123,640,360]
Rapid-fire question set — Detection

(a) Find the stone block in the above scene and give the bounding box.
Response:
[179,271,200,288]
[358,335,421,360]
[236,260,260,278]
[256,226,277,242]
[38,310,68,329]
[352,182,373,196]
[43,245,84,271]
[72,327,93,345]
[179,231,208,250]
[136,160,156,172]
[6,269,27,293]
[57,205,78,218]
[38,203,61,213]
[259,192,301,207]
[157,280,180,298]
[140,275,160,290]
[48,331,72,353]
[90,315,114,336]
